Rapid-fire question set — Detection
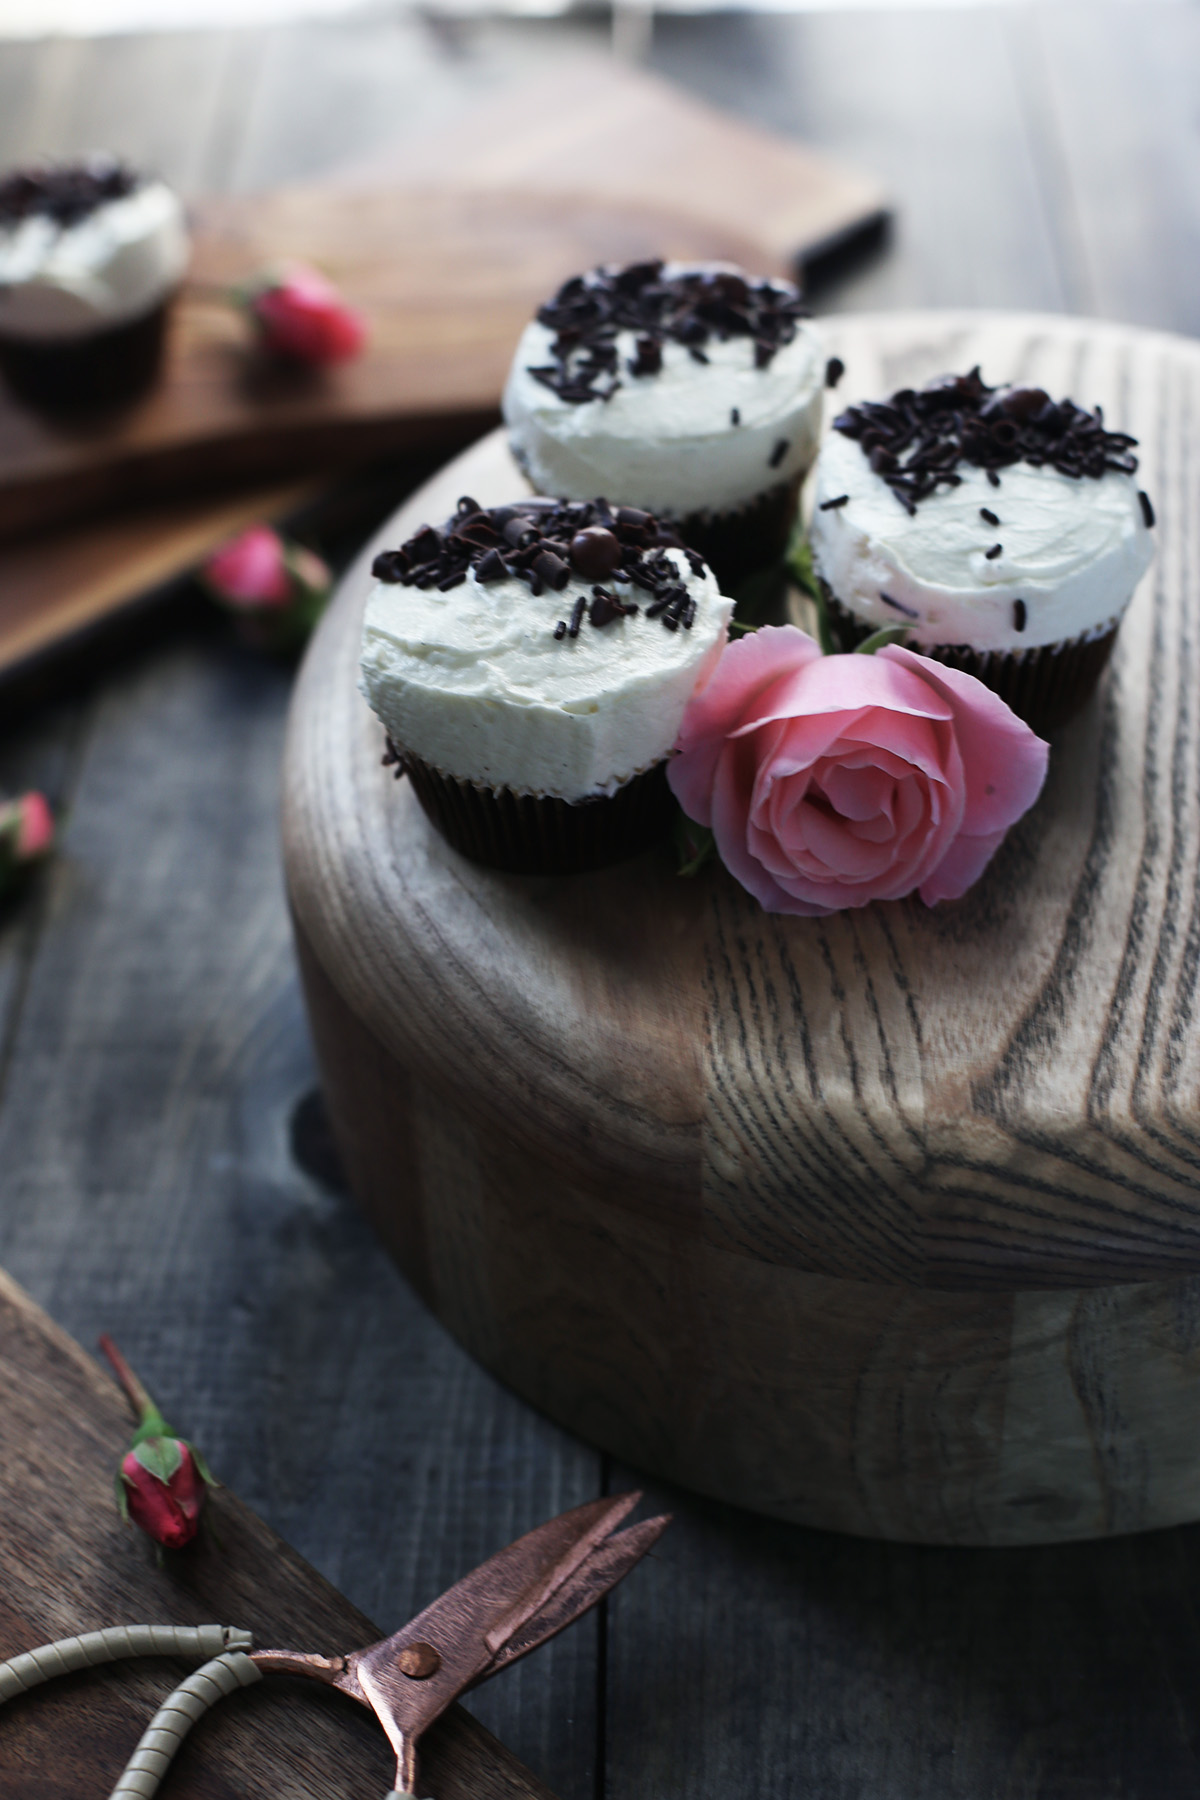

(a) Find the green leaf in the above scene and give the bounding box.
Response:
[728,618,758,637]
[672,812,717,878]
[132,1435,184,1485]
[786,528,819,600]
[184,1441,218,1488]
[854,625,911,655]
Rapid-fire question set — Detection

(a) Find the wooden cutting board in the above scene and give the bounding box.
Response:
[283,311,1200,1546]
[0,61,884,549]
[0,1265,558,1800]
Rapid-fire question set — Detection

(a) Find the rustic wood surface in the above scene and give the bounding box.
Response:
[282,308,1200,1545]
[0,1265,557,1800]
[0,53,881,675]
[8,2,1200,1793]
[0,52,882,546]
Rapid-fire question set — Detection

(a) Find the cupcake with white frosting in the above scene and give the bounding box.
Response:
[808,369,1156,734]
[360,495,733,873]
[502,260,827,597]
[0,156,189,414]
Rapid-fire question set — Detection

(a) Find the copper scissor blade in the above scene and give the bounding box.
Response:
[351,1494,651,1762]
[484,1512,671,1677]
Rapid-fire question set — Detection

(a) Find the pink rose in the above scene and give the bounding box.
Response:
[249,263,366,365]
[201,525,332,655]
[669,625,1048,916]
[203,524,291,607]
[0,791,54,897]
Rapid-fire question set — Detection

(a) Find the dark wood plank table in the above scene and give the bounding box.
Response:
[4,6,1200,1796]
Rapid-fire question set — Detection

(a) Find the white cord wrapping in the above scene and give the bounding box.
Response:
[0,1626,251,1704]
[108,1650,263,1799]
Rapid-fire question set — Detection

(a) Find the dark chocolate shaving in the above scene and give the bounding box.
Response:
[980,507,1000,526]
[0,155,139,227]
[371,495,701,641]
[985,543,1003,560]
[1139,489,1155,528]
[880,592,919,620]
[819,494,850,511]
[825,357,845,389]
[730,407,740,426]
[1013,599,1028,633]
[528,260,809,404]
[834,367,1143,514]
[769,438,790,469]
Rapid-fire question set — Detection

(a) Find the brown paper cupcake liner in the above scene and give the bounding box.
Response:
[676,473,805,594]
[822,587,1120,737]
[392,745,675,875]
[0,295,172,415]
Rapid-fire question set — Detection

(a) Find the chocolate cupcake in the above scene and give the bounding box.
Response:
[808,369,1156,735]
[502,260,827,598]
[0,155,189,415]
[360,497,733,874]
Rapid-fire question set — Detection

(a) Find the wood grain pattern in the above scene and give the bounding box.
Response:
[284,310,1200,1544]
[0,478,318,679]
[0,1265,557,1800]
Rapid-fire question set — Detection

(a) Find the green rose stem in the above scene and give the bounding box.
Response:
[99,1334,215,1553]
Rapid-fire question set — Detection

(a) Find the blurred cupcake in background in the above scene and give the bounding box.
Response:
[0,154,189,415]
[503,259,826,596]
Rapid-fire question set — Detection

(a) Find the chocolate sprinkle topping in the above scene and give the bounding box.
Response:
[1139,489,1156,528]
[985,543,1003,560]
[826,357,845,389]
[0,155,139,228]
[819,494,850,511]
[980,507,1000,526]
[527,260,809,404]
[1013,599,1027,633]
[769,438,790,469]
[371,496,702,640]
[835,368,1141,515]
[880,592,919,619]
[730,407,740,426]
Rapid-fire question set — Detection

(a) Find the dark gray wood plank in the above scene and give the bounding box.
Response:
[606,1470,1200,1800]
[0,622,600,1800]
[1031,1,1200,335]
[649,7,1069,315]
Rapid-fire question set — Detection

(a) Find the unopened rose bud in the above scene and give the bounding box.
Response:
[0,790,54,898]
[200,524,332,654]
[120,1438,206,1551]
[245,262,366,366]
[100,1334,215,1553]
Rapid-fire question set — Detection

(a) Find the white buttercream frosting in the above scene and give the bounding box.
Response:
[502,265,825,517]
[809,428,1155,652]
[0,180,189,341]
[361,545,732,802]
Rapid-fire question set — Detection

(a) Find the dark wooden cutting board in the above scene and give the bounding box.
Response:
[0,1265,558,1800]
[0,61,884,549]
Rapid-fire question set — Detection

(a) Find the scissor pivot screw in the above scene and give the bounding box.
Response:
[396,1642,441,1679]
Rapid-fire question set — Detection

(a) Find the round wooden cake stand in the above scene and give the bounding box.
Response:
[284,311,1200,1545]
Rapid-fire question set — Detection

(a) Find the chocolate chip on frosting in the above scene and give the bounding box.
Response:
[834,367,1142,515]
[527,260,810,405]
[371,496,706,640]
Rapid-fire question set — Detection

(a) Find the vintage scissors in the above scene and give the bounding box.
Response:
[0,1491,669,1799]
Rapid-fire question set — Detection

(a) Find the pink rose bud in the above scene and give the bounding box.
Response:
[200,524,333,654]
[669,625,1049,916]
[248,262,366,365]
[100,1334,215,1553]
[203,523,291,608]
[120,1439,206,1552]
[0,790,54,898]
